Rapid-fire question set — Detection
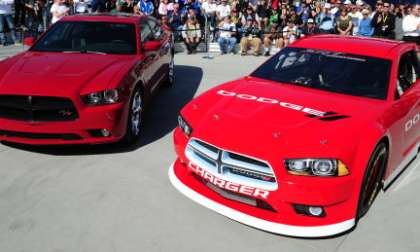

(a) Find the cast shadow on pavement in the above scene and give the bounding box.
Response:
[1,65,203,155]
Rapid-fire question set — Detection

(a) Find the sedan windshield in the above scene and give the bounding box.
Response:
[251,47,391,100]
[31,21,137,55]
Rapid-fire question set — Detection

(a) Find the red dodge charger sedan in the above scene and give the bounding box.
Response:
[170,36,420,237]
[0,14,174,145]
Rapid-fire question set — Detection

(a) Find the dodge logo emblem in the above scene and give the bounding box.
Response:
[59,110,73,117]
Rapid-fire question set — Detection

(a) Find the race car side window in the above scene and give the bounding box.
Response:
[396,51,419,99]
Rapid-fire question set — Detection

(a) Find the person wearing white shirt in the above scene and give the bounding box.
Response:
[216,0,231,21]
[218,16,237,54]
[202,0,218,39]
[50,0,70,24]
[0,0,16,45]
[402,4,420,44]
[74,0,90,14]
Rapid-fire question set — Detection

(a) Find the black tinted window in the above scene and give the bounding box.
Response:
[32,21,137,55]
[251,48,391,100]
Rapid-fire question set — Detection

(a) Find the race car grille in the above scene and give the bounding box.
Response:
[0,95,78,122]
[186,138,277,191]
[0,130,82,140]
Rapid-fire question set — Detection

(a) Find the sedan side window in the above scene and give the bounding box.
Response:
[396,51,419,98]
[140,21,154,43]
[147,19,163,40]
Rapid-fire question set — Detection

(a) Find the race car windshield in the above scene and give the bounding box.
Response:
[251,48,391,100]
[31,21,137,55]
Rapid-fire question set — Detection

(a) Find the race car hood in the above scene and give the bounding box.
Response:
[0,51,136,96]
[181,76,387,159]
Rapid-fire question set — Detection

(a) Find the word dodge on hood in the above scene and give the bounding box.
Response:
[217,90,326,116]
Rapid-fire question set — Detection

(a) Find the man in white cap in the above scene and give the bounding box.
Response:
[317,3,335,34]
[402,4,420,44]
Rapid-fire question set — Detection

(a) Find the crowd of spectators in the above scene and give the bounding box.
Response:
[0,0,420,56]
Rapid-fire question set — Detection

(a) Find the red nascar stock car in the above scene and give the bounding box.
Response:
[170,36,420,237]
[0,14,173,145]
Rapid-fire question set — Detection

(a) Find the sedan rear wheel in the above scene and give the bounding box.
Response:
[165,53,175,87]
[357,143,388,219]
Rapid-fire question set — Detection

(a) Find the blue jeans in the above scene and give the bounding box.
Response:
[0,14,17,44]
[218,37,237,54]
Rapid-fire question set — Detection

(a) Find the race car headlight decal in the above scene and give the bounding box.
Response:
[178,115,192,137]
[285,159,349,177]
[83,89,120,106]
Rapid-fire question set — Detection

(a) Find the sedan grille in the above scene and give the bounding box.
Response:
[185,138,277,191]
[0,95,78,122]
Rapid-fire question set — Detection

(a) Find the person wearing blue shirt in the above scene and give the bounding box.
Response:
[138,0,154,16]
[358,9,374,37]
[317,3,335,34]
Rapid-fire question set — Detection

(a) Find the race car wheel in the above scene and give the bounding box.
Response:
[122,86,143,144]
[165,52,175,87]
[357,143,388,219]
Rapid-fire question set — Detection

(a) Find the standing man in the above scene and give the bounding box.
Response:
[371,1,395,39]
[402,4,420,44]
[317,3,335,34]
[0,0,17,46]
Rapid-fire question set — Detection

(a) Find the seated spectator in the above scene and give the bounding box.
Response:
[358,9,374,36]
[91,0,106,12]
[202,0,218,39]
[182,16,201,54]
[182,0,201,18]
[117,0,135,13]
[50,0,69,24]
[349,4,363,35]
[256,0,270,27]
[317,3,335,34]
[278,19,298,48]
[73,0,89,14]
[241,6,257,26]
[336,7,353,35]
[218,16,237,54]
[168,3,184,40]
[263,22,281,56]
[301,18,319,36]
[239,18,262,56]
[138,0,154,16]
[0,0,16,46]
[216,0,231,22]
[158,0,174,17]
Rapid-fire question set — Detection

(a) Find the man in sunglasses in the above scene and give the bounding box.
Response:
[371,1,395,39]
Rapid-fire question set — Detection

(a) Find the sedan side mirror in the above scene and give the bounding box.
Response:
[23,37,36,46]
[143,41,161,52]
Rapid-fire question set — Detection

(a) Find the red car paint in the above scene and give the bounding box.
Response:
[0,14,173,145]
[170,36,420,237]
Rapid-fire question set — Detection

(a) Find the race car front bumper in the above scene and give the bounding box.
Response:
[169,159,356,237]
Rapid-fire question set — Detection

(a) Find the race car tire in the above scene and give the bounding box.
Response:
[356,142,388,219]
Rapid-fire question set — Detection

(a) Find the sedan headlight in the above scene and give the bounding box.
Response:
[178,115,192,137]
[285,158,349,177]
[83,89,120,105]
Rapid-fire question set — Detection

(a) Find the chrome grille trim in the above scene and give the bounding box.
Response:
[185,138,278,191]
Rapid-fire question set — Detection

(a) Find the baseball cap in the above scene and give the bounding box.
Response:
[356,0,364,6]
[308,18,314,23]
[344,0,351,5]
[324,3,331,8]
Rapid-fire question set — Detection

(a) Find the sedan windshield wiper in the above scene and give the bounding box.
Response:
[62,50,107,55]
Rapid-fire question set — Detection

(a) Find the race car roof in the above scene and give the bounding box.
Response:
[291,35,407,59]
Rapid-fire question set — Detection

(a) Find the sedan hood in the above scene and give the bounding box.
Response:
[0,52,135,96]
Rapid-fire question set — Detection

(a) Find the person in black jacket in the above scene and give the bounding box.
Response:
[239,18,262,56]
[371,1,395,39]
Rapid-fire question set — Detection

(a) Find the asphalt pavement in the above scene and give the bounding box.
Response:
[0,45,419,252]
